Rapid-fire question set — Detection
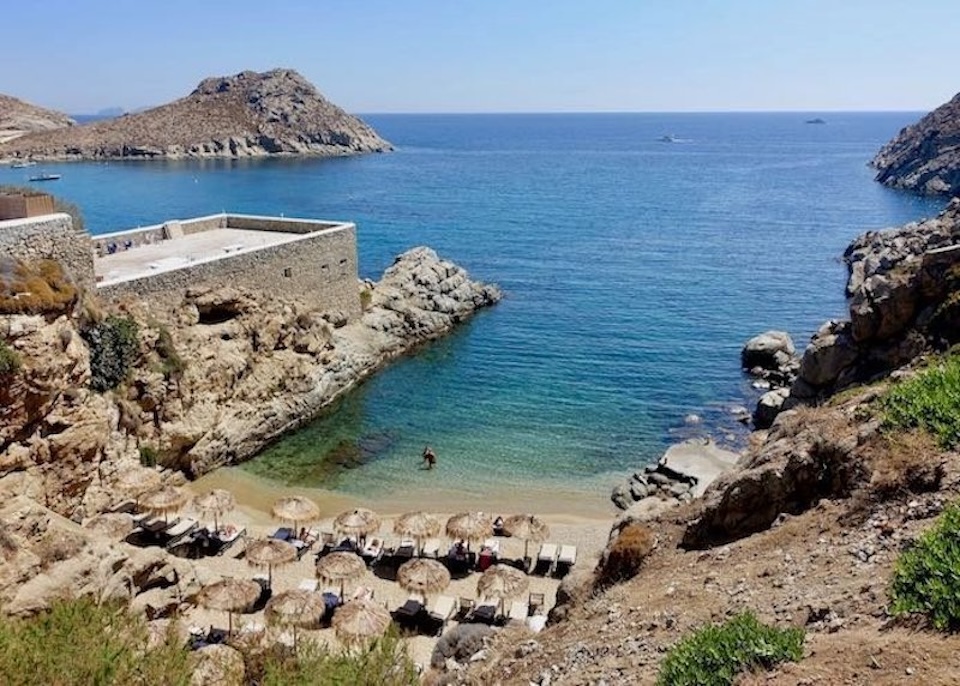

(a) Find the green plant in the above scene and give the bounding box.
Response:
[0,597,191,686]
[249,626,419,685]
[139,444,159,468]
[359,287,373,311]
[881,353,960,449]
[890,500,960,630]
[657,611,804,686]
[154,324,185,379]
[0,339,21,376]
[83,315,140,392]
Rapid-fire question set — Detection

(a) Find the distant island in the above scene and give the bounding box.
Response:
[804,117,826,124]
[872,90,960,196]
[0,68,391,161]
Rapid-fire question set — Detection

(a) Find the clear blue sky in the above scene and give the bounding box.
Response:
[3,0,958,114]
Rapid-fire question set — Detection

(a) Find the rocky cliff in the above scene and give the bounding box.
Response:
[0,69,391,160]
[872,92,960,196]
[0,94,73,145]
[0,247,499,520]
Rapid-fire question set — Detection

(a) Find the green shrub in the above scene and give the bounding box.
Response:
[84,315,140,392]
[881,354,960,449]
[250,626,419,685]
[359,287,373,311]
[154,324,185,379]
[0,597,191,686]
[139,444,159,468]
[890,500,960,630]
[657,612,804,686]
[0,339,21,376]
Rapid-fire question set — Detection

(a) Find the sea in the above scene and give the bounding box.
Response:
[1,113,946,513]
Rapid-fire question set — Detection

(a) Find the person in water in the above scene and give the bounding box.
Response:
[422,445,437,469]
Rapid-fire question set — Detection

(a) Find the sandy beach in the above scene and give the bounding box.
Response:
[176,478,612,669]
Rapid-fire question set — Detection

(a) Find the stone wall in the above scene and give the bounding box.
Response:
[0,213,94,289]
[97,222,361,317]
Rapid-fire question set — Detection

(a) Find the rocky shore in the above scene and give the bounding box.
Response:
[0,69,391,161]
[0,247,500,520]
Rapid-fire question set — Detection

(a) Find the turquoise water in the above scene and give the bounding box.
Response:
[2,113,944,503]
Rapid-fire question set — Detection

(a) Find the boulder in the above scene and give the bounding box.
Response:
[753,388,790,429]
[191,644,245,686]
[793,321,859,395]
[741,330,795,370]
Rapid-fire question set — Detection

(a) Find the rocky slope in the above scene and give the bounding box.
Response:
[0,94,73,145]
[0,247,499,520]
[0,69,391,160]
[872,91,960,195]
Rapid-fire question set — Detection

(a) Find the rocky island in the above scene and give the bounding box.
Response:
[0,69,391,161]
[873,90,960,196]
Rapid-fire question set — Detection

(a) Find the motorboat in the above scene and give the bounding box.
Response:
[658,134,682,143]
[28,173,61,182]
[11,160,36,168]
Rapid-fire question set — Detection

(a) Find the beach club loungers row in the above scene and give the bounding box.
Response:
[534,542,577,577]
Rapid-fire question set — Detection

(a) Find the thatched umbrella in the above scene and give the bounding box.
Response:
[394,511,441,555]
[116,467,161,498]
[477,564,529,608]
[332,598,390,647]
[397,558,450,602]
[271,496,320,532]
[265,589,327,648]
[140,485,188,524]
[446,512,493,551]
[334,508,381,538]
[316,551,366,598]
[503,514,550,559]
[197,578,260,635]
[245,538,297,590]
[193,489,236,531]
[83,512,135,541]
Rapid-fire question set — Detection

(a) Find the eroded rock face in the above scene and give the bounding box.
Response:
[872,91,960,196]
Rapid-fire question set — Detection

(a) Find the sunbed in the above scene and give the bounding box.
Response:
[420,539,440,558]
[164,518,198,547]
[457,596,475,620]
[529,592,545,615]
[428,595,457,624]
[482,538,501,555]
[508,600,529,622]
[555,544,577,577]
[214,525,245,556]
[395,538,416,558]
[393,597,423,625]
[298,579,318,592]
[361,537,384,564]
[534,543,558,575]
[270,527,294,541]
[469,598,498,624]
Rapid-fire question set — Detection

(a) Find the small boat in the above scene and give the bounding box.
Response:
[658,134,682,143]
[11,160,36,168]
[28,173,61,182]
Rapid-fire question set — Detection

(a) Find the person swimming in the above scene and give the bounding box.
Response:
[422,445,437,469]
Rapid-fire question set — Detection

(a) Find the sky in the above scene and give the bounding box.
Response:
[2,0,959,114]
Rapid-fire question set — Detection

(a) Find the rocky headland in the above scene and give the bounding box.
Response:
[0,246,499,522]
[0,94,74,145]
[872,91,960,196]
[0,69,391,161]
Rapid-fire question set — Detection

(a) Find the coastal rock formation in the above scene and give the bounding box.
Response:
[0,69,391,161]
[0,94,73,145]
[0,247,500,519]
[741,330,800,427]
[792,199,960,401]
[872,91,960,196]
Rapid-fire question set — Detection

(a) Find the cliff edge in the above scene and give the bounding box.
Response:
[0,69,391,160]
[872,92,960,196]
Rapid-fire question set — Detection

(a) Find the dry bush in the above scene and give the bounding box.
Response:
[0,257,77,315]
[865,430,945,497]
[597,523,657,586]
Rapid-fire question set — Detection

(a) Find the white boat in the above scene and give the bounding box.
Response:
[11,161,36,168]
[28,173,61,182]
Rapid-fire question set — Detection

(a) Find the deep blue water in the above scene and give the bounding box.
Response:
[2,113,945,504]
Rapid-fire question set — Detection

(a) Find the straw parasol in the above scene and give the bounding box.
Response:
[316,551,367,598]
[193,489,236,531]
[271,496,320,532]
[245,538,297,589]
[397,558,450,602]
[116,467,161,497]
[503,514,550,559]
[265,589,327,648]
[197,578,260,635]
[477,564,529,605]
[332,598,391,647]
[82,513,134,541]
[139,485,188,524]
[446,511,493,551]
[334,508,381,538]
[394,511,441,555]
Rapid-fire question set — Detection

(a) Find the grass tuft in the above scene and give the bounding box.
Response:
[880,353,960,449]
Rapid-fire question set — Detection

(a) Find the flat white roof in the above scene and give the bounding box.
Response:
[94,225,346,286]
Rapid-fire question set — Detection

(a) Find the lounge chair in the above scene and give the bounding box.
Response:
[396,538,416,558]
[393,597,423,624]
[361,537,384,564]
[214,525,246,556]
[534,543,558,575]
[420,539,440,558]
[529,592,545,616]
[428,595,457,625]
[164,518,198,547]
[456,597,475,620]
[270,527,294,541]
[469,598,498,625]
[482,538,501,555]
[141,516,175,534]
[555,544,577,577]
[298,579,318,592]
[508,600,529,622]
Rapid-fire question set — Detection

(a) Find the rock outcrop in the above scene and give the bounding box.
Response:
[0,247,500,520]
[872,91,960,196]
[0,69,390,161]
[0,94,73,145]
[740,330,800,428]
